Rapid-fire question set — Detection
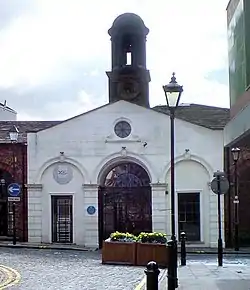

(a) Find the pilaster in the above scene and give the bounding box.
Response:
[82,184,99,248]
[151,183,169,236]
[27,183,43,243]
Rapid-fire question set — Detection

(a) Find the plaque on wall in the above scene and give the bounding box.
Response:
[53,163,73,184]
[87,206,96,215]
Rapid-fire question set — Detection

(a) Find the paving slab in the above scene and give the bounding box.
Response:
[159,262,250,290]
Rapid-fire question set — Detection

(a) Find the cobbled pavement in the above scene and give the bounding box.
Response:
[0,248,146,290]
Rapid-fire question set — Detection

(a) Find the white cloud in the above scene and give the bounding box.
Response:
[0,0,230,120]
[17,89,106,120]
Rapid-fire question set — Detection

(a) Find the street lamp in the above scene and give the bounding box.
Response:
[231,147,240,251]
[163,72,183,289]
[9,125,19,143]
[9,125,19,245]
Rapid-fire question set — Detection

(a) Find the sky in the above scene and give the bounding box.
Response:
[0,0,230,121]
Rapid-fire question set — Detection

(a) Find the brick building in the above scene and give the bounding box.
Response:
[0,121,59,242]
[224,0,250,247]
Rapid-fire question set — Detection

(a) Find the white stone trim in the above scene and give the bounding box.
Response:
[35,157,89,184]
[93,152,157,185]
[27,184,43,190]
[151,183,168,235]
[82,184,99,190]
[150,183,168,191]
[83,185,99,248]
[47,192,75,244]
[161,153,214,182]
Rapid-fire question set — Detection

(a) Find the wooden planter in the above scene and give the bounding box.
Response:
[136,242,168,268]
[102,240,137,265]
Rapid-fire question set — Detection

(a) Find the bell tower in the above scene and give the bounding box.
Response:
[106,13,151,107]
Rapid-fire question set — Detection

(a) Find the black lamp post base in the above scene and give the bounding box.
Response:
[171,235,178,288]
[218,238,223,266]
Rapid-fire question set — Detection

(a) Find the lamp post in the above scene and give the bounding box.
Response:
[163,72,183,289]
[9,125,19,245]
[231,147,240,251]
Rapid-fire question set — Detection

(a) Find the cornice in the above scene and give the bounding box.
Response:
[150,183,168,190]
[27,183,43,190]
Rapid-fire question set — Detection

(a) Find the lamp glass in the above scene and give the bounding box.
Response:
[166,91,181,108]
[231,147,240,162]
[163,73,183,109]
[9,125,19,142]
[9,131,18,142]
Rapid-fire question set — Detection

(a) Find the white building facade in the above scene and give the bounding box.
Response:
[27,100,225,248]
[27,13,227,248]
[0,101,17,121]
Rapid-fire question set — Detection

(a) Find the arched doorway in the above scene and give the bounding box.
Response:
[0,169,14,237]
[98,162,152,248]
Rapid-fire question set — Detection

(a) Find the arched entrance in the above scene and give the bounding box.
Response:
[98,162,152,248]
[0,169,14,237]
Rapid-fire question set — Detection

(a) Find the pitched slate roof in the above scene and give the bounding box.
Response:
[0,121,62,143]
[152,104,230,130]
[0,103,230,143]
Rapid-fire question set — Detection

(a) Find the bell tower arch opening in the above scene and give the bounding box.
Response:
[106,13,151,107]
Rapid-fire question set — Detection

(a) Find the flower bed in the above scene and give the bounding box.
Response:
[101,231,169,267]
[136,232,168,268]
[102,232,137,265]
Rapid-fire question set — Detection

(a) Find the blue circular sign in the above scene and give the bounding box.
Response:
[7,183,21,197]
[87,206,96,215]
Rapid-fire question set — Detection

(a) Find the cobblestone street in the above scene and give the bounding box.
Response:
[2,248,250,289]
[0,248,144,290]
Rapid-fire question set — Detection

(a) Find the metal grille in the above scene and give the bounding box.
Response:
[99,186,152,242]
[178,192,200,241]
[51,196,73,243]
[114,121,131,138]
[7,203,13,236]
[105,163,150,187]
[99,162,152,247]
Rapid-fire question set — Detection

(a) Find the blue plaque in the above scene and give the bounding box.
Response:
[87,206,96,215]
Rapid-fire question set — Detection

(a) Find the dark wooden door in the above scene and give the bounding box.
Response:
[178,192,200,241]
[51,196,73,243]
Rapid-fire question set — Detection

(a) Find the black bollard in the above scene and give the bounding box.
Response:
[167,240,175,290]
[144,261,160,290]
[180,232,186,266]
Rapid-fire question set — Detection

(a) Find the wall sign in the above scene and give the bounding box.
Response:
[53,163,73,185]
[87,206,96,215]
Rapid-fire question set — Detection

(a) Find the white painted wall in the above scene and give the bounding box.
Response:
[27,100,224,248]
[0,106,16,121]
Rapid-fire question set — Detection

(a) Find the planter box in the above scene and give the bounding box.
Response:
[102,240,136,265]
[136,242,168,268]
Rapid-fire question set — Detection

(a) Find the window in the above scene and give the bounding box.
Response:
[114,121,131,138]
[126,52,132,65]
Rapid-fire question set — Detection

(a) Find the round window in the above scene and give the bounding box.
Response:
[114,121,131,138]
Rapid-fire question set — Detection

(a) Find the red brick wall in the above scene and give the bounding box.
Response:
[225,146,250,246]
[0,143,28,242]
